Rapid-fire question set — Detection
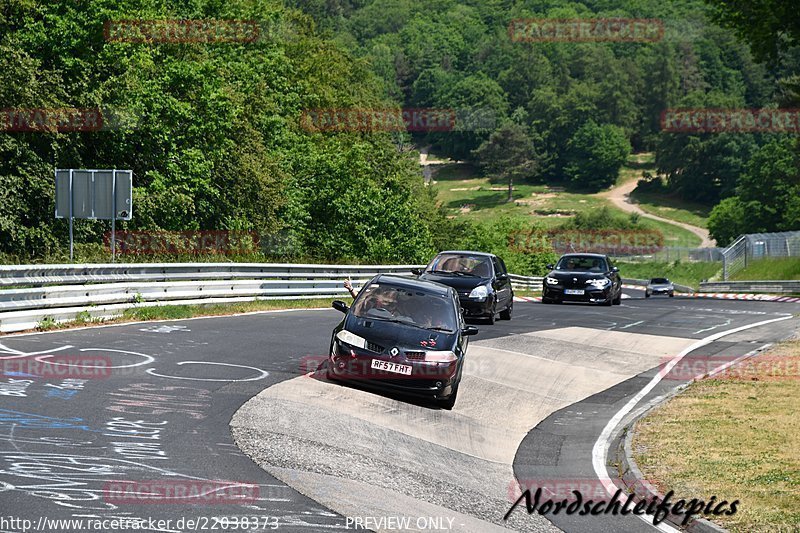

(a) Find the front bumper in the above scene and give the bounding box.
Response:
[648,287,673,295]
[543,285,613,303]
[328,344,459,399]
[458,295,495,318]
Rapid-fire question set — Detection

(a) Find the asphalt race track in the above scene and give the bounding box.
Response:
[1,289,798,533]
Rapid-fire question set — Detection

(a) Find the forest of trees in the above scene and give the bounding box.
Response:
[1,0,798,266]
[293,0,800,245]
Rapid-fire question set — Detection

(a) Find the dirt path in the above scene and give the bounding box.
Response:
[598,178,716,247]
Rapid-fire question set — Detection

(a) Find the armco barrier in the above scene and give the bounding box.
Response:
[0,263,543,333]
[699,280,800,294]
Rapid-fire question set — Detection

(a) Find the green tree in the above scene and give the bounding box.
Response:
[707,196,748,246]
[707,137,800,244]
[472,123,536,203]
[563,121,630,191]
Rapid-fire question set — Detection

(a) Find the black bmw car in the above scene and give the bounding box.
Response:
[413,251,514,324]
[542,253,622,305]
[328,275,477,409]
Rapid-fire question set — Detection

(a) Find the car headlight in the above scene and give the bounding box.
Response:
[335,329,367,349]
[423,350,458,363]
[586,278,611,288]
[468,284,489,299]
[545,277,559,285]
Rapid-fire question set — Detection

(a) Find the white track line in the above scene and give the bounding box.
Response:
[591,315,793,532]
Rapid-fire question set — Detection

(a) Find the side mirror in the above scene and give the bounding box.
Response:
[332,300,349,314]
[611,266,619,273]
[411,267,423,276]
[546,264,554,270]
[462,325,479,336]
[496,273,509,281]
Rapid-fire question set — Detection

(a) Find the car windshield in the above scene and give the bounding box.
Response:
[651,278,670,284]
[351,283,458,332]
[555,256,608,272]
[425,254,492,278]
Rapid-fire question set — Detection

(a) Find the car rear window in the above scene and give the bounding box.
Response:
[650,278,670,284]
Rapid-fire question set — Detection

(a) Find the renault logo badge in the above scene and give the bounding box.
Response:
[389,347,399,357]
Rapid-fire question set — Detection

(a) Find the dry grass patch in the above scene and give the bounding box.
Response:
[632,339,800,532]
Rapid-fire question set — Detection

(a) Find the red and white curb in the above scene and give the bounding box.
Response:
[514,296,541,302]
[676,292,800,303]
[514,292,800,303]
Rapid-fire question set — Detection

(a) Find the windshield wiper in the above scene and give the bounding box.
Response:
[450,271,479,277]
[426,326,456,333]
[428,269,455,275]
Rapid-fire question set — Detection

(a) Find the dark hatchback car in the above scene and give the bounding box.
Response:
[542,253,622,306]
[328,275,478,409]
[413,251,514,324]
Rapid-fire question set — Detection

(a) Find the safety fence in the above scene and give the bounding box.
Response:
[722,231,800,280]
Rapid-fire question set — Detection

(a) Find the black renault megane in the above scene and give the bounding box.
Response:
[542,253,622,305]
[328,274,477,409]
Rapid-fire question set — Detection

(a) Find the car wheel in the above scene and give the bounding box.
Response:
[499,302,512,320]
[645,292,650,298]
[602,298,613,306]
[438,386,458,410]
[612,291,622,305]
[486,305,496,325]
[669,292,674,297]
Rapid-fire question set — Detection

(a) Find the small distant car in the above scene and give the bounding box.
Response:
[413,251,514,324]
[645,278,674,298]
[542,253,622,306]
[328,275,478,409]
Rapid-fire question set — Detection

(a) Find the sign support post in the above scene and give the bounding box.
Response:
[69,169,74,263]
[111,169,117,262]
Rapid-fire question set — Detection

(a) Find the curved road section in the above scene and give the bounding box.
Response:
[0,293,797,532]
[232,293,799,532]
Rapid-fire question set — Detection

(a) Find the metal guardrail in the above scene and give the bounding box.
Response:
[0,263,544,333]
[699,280,800,294]
[508,273,543,291]
[0,263,424,287]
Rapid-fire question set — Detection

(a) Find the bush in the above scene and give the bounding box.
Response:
[560,206,638,231]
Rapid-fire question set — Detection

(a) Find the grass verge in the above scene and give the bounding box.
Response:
[629,189,710,229]
[731,258,800,281]
[616,261,721,288]
[632,339,800,532]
